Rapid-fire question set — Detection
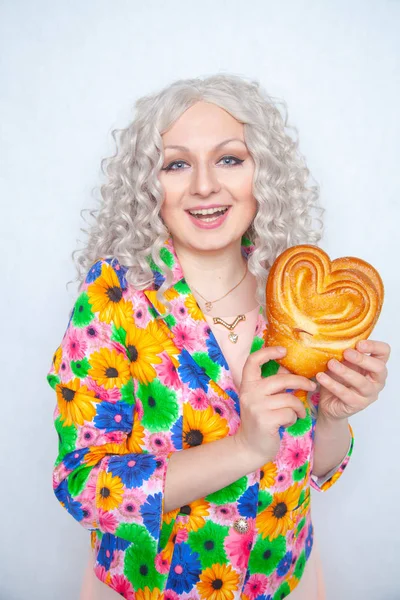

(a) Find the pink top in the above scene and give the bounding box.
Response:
[79,305,326,600]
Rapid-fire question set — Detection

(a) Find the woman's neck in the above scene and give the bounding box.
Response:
[173,237,259,317]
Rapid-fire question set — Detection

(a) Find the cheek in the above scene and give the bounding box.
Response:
[248,193,258,214]
[230,166,257,212]
[159,180,183,215]
[159,171,185,196]
[240,189,257,220]
[160,200,180,223]
[159,190,173,219]
[159,189,185,232]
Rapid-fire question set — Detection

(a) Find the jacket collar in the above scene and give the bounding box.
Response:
[143,235,268,405]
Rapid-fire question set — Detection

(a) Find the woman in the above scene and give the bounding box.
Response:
[47,74,390,599]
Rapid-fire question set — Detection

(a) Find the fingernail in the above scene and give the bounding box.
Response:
[277,347,286,354]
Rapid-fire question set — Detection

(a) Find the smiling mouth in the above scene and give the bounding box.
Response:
[187,207,230,220]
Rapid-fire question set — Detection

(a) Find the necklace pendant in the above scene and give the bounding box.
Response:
[229,332,239,343]
[205,301,213,312]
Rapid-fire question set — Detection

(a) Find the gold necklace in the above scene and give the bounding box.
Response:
[213,314,246,344]
[190,261,248,312]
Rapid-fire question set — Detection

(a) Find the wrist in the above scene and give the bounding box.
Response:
[232,433,276,472]
[316,411,350,438]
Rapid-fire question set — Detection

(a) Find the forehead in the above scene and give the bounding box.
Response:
[162,101,244,147]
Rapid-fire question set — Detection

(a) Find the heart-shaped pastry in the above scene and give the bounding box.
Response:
[263,245,384,378]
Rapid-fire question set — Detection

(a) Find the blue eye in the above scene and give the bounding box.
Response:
[219,155,244,166]
[162,155,244,172]
[162,160,188,172]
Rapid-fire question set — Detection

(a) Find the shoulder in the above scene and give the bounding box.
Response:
[83,257,128,289]
[80,257,152,299]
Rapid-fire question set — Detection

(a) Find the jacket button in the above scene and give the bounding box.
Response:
[233,517,249,534]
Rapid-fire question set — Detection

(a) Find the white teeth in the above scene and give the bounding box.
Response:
[201,216,220,222]
[189,207,229,216]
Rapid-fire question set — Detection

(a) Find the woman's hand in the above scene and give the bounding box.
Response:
[313,339,391,422]
[234,346,317,468]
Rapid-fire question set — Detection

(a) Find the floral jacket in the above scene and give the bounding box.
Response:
[47,235,354,600]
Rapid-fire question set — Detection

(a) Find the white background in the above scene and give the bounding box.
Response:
[1,1,399,598]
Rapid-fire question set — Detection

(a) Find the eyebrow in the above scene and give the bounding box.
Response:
[164,138,247,151]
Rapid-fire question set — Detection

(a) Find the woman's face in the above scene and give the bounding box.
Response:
[158,101,257,253]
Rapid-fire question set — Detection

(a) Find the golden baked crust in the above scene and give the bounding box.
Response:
[263,245,384,378]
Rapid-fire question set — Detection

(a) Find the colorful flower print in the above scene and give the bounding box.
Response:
[89,347,131,389]
[141,493,164,538]
[167,543,202,593]
[178,349,211,391]
[47,236,355,600]
[108,453,157,488]
[249,535,287,577]
[95,470,124,511]
[55,379,97,426]
[109,574,135,599]
[256,485,301,540]
[224,517,255,570]
[87,262,134,329]
[135,587,163,600]
[94,400,134,432]
[170,323,198,352]
[182,404,229,449]
[64,327,88,362]
[123,324,164,384]
[72,292,95,328]
[196,562,240,600]
[244,573,269,600]
[238,484,259,518]
[188,520,229,569]
[139,379,179,431]
[176,498,210,533]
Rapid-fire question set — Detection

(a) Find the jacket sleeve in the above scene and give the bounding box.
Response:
[262,359,355,493]
[47,259,177,548]
[310,421,354,492]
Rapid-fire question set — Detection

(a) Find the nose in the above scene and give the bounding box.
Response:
[189,162,221,197]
